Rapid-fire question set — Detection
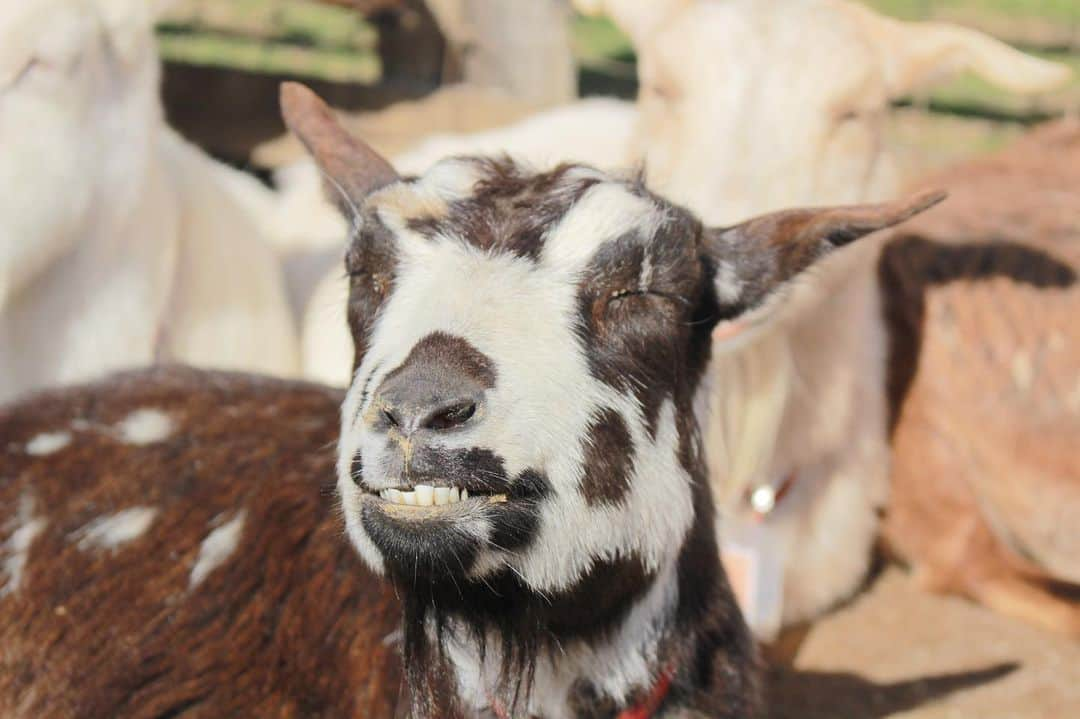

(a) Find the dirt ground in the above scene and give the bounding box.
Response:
[767,567,1080,718]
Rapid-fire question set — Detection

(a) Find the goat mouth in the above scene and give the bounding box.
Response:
[361,482,509,519]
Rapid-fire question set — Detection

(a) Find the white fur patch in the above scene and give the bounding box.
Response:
[1,494,47,598]
[1010,351,1033,391]
[415,157,486,200]
[25,431,71,456]
[74,506,158,551]
[714,260,744,304]
[189,510,246,588]
[543,181,664,269]
[116,408,173,445]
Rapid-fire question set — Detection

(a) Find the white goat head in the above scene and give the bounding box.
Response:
[0,0,164,306]
[580,0,1069,224]
[283,82,940,715]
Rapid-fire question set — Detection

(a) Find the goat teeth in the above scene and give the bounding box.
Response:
[415,485,434,506]
[461,488,469,501]
[386,489,402,504]
[448,487,460,504]
[402,491,417,505]
[433,487,450,505]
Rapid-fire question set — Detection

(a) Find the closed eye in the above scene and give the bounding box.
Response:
[610,288,689,306]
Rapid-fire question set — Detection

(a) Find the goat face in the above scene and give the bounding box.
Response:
[605,0,1069,225]
[335,157,711,600]
[282,83,941,612]
[0,0,159,302]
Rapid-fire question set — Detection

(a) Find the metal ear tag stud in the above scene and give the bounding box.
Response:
[749,485,777,516]
[748,471,796,520]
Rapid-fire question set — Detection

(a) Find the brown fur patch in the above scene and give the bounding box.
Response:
[578,408,634,507]
[0,367,402,718]
[346,212,399,371]
[404,159,601,260]
[383,331,496,391]
[574,209,706,438]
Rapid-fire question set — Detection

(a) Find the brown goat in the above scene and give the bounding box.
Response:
[880,119,1080,637]
[0,368,402,717]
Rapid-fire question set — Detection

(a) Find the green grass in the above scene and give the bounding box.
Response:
[572,14,633,66]
[158,0,378,82]
[156,30,379,83]
[162,0,376,46]
[866,0,1080,23]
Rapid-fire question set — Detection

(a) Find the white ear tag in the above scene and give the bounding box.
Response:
[720,510,787,642]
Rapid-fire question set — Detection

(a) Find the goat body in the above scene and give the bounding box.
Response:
[0,368,401,718]
[880,119,1080,636]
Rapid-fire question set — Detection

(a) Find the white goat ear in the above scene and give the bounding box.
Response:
[841,2,1072,96]
[704,190,946,346]
[572,0,691,45]
[93,0,168,65]
[891,22,1070,96]
[280,82,400,216]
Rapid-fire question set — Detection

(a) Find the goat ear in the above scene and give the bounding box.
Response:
[891,23,1069,96]
[279,82,400,215]
[704,190,946,344]
[573,0,691,46]
[840,3,1071,96]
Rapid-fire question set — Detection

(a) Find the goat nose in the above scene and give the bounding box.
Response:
[369,332,495,435]
[380,398,478,434]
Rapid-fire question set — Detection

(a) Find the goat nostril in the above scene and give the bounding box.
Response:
[382,408,400,428]
[425,401,477,431]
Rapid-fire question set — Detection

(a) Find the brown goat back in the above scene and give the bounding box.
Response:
[0,367,401,718]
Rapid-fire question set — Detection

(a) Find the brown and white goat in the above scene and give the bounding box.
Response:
[880,119,1080,637]
[0,83,938,717]
[290,0,1068,640]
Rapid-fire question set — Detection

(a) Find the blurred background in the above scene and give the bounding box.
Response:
[2,2,1078,717]
[156,0,1079,177]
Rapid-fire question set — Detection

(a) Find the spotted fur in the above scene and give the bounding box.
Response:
[0,368,401,718]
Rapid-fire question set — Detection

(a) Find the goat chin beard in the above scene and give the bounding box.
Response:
[390,549,661,717]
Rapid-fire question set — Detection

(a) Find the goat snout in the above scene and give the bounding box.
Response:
[378,395,480,435]
[369,370,485,437]
[367,333,494,437]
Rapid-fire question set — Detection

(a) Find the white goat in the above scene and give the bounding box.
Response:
[0,0,299,404]
[287,0,1068,637]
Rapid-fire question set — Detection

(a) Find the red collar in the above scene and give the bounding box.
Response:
[618,667,675,719]
[487,667,675,718]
